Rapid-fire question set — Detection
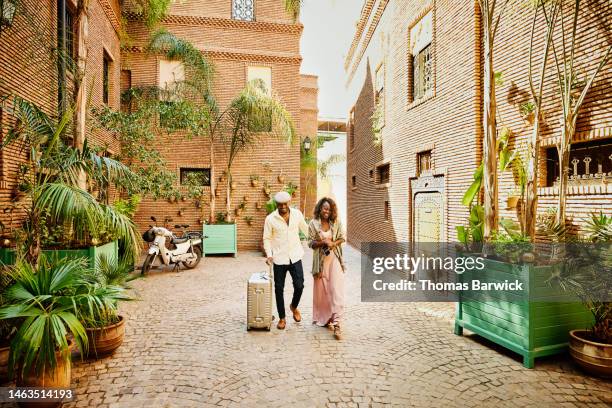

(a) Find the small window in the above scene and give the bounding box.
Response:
[545,139,612,187]
[103,52,111,105]
[159,60,185,100]
[417,150,432,176]
[351,175,357,188]
[247,66,272,95]
[180,168,211,186]
[376,163,390,184]
[384,201,390,221]
[57,5,75,60]
[120,70,132,112]
[409,11,433,102]
[349,107,355,151]
[232,0,254,21]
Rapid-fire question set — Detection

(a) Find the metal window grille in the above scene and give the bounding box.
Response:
[232,0,254,21]
[413,44,432,101]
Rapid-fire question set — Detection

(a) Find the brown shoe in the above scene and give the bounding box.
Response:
[289,305,301,322]
[277,318,286,330]
[333,325,343,340]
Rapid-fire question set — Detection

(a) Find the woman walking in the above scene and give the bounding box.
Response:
[308,197,346,340]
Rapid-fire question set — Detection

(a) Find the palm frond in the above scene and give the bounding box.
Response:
[34,183,101,239]
[147,29,214,93]
[318,154,345,180]
[284,0,302,21]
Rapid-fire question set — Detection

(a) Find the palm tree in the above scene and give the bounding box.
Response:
[147,29,220,222]
[2,96,140,264]
[222,80,296,221]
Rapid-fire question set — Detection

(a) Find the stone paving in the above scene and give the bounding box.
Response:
[9,244,611,407]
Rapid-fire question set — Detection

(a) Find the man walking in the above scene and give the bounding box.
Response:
[263,191,309,330]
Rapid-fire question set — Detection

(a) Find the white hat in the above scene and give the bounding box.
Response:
[274,191,291,204]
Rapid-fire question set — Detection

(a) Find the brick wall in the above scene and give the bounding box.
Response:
[0,0,122,231]
[345,0,611,248]
[299,74,319,218]
[346,0,481,248]
[124,1,312,250]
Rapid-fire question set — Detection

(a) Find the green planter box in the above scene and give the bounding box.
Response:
[203,224,237,256]
[454,257,593,368]
[0,240,118,269]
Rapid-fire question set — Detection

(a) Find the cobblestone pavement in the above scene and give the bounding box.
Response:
[16,245,612,407]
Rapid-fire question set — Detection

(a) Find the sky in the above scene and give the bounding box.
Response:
[299,0,362,120]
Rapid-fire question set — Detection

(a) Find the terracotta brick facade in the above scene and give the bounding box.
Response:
[0,0,318,251]
[345,0,611,248]
[124,0,314,250]
[299,73,319,218]
[0,0,122,230]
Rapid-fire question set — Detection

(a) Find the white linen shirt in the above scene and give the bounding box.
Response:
[263,208,309,265]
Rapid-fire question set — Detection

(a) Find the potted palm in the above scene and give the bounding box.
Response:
[0,257,101,404]
[0,269,16,384]
[81,255,134,358]
[554,212,612,377]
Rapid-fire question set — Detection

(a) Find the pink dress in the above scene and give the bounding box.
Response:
[312,229,345,326]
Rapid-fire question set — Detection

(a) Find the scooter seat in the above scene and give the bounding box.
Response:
[171,237,189,244]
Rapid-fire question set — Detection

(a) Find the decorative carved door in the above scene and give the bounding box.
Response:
[414,192,443,242]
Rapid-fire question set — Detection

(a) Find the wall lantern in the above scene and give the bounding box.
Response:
[0,0,16,28]
[303,136,311,153]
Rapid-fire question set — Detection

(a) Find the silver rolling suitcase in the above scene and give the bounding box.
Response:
[246,265,274,331]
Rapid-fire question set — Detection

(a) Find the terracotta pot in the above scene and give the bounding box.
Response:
[86,316,126,358]
[181,196,187,202]
[278,176,285,183]
[251,180,259,187]
[506,196,520,209]
[235,209,242,216]
[17,342,72,408]
[569,330,612,378]
[243,196,249,203]
[0,345,9,384]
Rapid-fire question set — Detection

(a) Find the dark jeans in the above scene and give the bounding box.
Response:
[273,260,304,319]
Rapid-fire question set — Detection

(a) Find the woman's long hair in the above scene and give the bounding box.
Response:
[313,197,338,223]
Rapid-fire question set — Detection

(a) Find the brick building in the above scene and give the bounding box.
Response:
[0,0,318,250]
[0,0,122,230]
[345,0,611,248]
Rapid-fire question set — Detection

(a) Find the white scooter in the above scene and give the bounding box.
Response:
[141,216,205,275]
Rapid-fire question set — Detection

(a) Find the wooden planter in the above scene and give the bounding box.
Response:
[203,224,237,256]
[86,315,126,358]
[455,258,593,368]
[569,330,612,378]
[0,240,118,270]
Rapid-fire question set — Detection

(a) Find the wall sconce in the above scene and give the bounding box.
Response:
[303,136,311,153]
[0,0,16,28]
